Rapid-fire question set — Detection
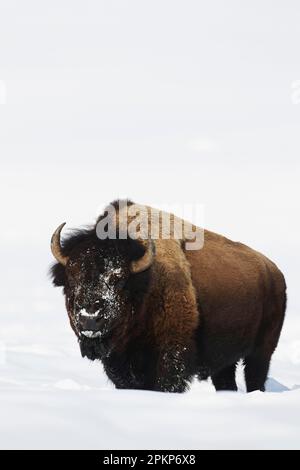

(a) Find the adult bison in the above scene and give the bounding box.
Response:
[50,200,286,393]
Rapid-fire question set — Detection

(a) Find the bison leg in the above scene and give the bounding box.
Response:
[103,346,158,390]
[154,344,196,393]
[244,353,271,392]
[211,363,238,391]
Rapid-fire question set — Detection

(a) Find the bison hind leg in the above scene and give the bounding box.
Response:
[211,363,238,392]
[244,353,271,392]
[244,291,286,393]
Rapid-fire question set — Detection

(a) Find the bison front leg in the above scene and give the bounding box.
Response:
[154,344,195,393]
[149,255,199,392]
[104,363,135,389]
[103,349,156,391]
[103,359,146,390]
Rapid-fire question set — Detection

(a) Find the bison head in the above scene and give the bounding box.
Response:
[50,223,154,360]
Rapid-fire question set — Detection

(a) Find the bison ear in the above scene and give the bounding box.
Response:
[49,262,66,287]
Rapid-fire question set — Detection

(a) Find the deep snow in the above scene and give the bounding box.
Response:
[0,269,299,450]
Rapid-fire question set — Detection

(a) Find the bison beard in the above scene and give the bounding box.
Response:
[80,336,108,361]
[50,200,287,393]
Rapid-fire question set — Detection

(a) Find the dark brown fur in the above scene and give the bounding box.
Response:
[50,201,286,393]
[185,230,286,391]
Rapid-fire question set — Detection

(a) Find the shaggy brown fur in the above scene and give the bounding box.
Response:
[50,200,286,393]
[184,230,286,391]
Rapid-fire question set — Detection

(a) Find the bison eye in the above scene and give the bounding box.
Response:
[67,273,80,291]
[116,279,126,290]
[67,277,76,289]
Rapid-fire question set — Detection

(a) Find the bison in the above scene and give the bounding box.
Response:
[50,200,286,393]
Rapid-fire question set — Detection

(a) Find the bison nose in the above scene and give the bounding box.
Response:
[82,299,102,314]
[79,316,99,332]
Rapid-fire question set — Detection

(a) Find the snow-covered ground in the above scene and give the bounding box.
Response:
[0,255,299,450]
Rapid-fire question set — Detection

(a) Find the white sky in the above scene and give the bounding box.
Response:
[0,1,299,317]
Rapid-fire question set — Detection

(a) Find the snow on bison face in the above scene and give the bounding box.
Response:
[50,225,154,361]
[65,242,130,341]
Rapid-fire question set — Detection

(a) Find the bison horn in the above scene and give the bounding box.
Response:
[130,239,155,274]
[51,222,69,266]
